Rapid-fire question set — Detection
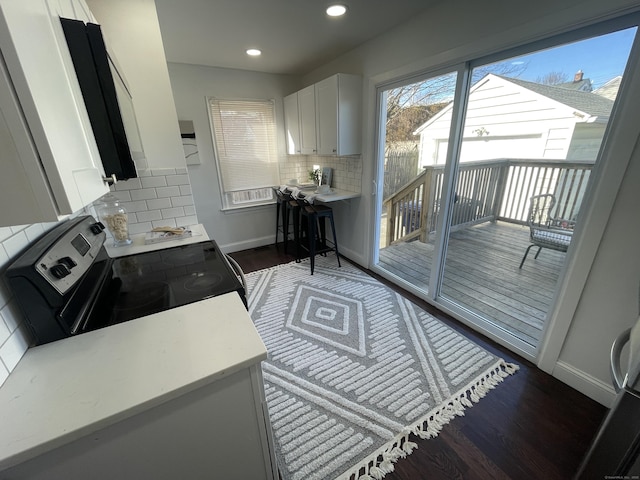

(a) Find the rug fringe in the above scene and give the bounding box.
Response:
[337,359,519,480]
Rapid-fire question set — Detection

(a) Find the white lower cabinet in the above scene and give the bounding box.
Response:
[2,364,277,480]
[0,0,110,227]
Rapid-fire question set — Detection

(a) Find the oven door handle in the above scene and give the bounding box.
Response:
[225,254,247,297]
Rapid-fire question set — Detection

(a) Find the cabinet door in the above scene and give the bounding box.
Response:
[283,92,301,155]
[315,76,339,156]
[0,0,108,224]
[298,84,317,155]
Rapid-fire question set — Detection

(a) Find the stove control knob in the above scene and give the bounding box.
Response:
[90,222,105,234]
[58,256,77,270]
[50,263,72,279]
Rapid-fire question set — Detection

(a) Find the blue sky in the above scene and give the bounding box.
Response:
[500,27,637,90]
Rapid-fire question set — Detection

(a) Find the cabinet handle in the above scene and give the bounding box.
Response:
[102,174,118,186]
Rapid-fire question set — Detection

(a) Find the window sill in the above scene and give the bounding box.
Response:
[220,201,276,214]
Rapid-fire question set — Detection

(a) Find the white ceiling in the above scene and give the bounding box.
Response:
[154,0,436,75]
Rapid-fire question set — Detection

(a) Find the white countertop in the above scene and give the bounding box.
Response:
[313,188,360,203]
[105,223,209,258]
[0,292,266,470]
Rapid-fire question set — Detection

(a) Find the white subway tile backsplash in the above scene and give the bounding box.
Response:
[147,198,172,210]
[152,218,176,228]
[161,207,185,219]
[111,190,132,202]
[0,314,9,345]
[171,196,194,207]
[129,222,153,236]
[180,215,199,227]
[130,188,158,201]
[0,362,8,387]
[0,245,9,270]
[152,168,175,176]
[0,327,30,371]
[166,174,190,186]
[278,154,362,193]
[24,223,45,243]
[0,227,13,243]
[136,210,162,223]
[3,231,29,259]
[121,200,148,213]
[184,205,197,216]
[1,300,21,333]
[179,185,192,196]
[114,178,142,190]
[140,176,168,188]
[156,186,181,198]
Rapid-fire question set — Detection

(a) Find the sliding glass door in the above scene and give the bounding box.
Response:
[372,17,639,356]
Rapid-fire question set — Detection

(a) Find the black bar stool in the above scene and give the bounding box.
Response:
[272,187,292,253]
[294,196,341,274]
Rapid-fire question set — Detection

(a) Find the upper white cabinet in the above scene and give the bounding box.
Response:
[0,0,110,227]
[315,74,361,156]
[298,84,317,155]
[284,73,361,156]
[283,92,301,155]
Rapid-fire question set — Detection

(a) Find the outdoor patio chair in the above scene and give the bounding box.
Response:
[519,194,573,269]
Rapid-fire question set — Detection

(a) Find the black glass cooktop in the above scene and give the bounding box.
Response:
[89,240,244,329]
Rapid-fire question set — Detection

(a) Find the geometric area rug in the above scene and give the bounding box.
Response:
[246,256,519,480]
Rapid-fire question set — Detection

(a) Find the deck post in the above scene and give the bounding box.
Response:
[492,160,510,222]
[383,198,393,246]
[419,167,433,243]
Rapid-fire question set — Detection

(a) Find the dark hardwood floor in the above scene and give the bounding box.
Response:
[229,243,606,480]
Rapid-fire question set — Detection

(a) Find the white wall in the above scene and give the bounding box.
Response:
[297,0,640,404]
[86,0,185,170]
[166,63,299,251]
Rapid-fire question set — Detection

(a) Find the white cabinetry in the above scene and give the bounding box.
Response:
[0,294,277,479]
[2,365,276,480]
[298,84,317,154]
[283,92,301,154]
[0,0,109,227]
[283,73,361,156]
[316,74,361,156]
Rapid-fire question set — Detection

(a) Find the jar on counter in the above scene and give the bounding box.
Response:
[98,194,132,247]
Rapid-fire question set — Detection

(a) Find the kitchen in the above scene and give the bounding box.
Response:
[0,0,640,478]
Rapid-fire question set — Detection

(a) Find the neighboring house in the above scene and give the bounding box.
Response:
[593,75,623,100]
[414,73,616,167]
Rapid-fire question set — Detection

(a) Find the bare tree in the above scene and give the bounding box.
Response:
[385,61,528,145]
[536,71,570,85]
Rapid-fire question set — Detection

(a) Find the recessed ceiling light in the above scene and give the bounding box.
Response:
[246,48,262,56]
[326,4,347,17]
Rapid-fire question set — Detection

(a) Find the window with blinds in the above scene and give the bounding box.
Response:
[208,97,279,209]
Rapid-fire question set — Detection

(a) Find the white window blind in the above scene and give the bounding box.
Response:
[208,97,279,208]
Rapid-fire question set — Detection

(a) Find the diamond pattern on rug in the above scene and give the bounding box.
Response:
[287,285,366,356]
[247,256,518,480]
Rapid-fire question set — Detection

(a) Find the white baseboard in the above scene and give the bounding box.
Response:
[219,236,274,254]
[338,246,367,268]
[553,360,615,407]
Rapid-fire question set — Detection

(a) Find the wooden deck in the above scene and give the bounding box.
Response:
[377,221,566,346]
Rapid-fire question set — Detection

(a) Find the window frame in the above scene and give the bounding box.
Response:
[207,97,280,211]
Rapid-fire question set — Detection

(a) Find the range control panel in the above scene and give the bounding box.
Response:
[35,217,106,295]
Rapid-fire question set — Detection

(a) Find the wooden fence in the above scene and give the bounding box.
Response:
[382,158,594,245]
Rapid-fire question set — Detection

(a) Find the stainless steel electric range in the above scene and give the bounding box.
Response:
[5,215,246,346]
